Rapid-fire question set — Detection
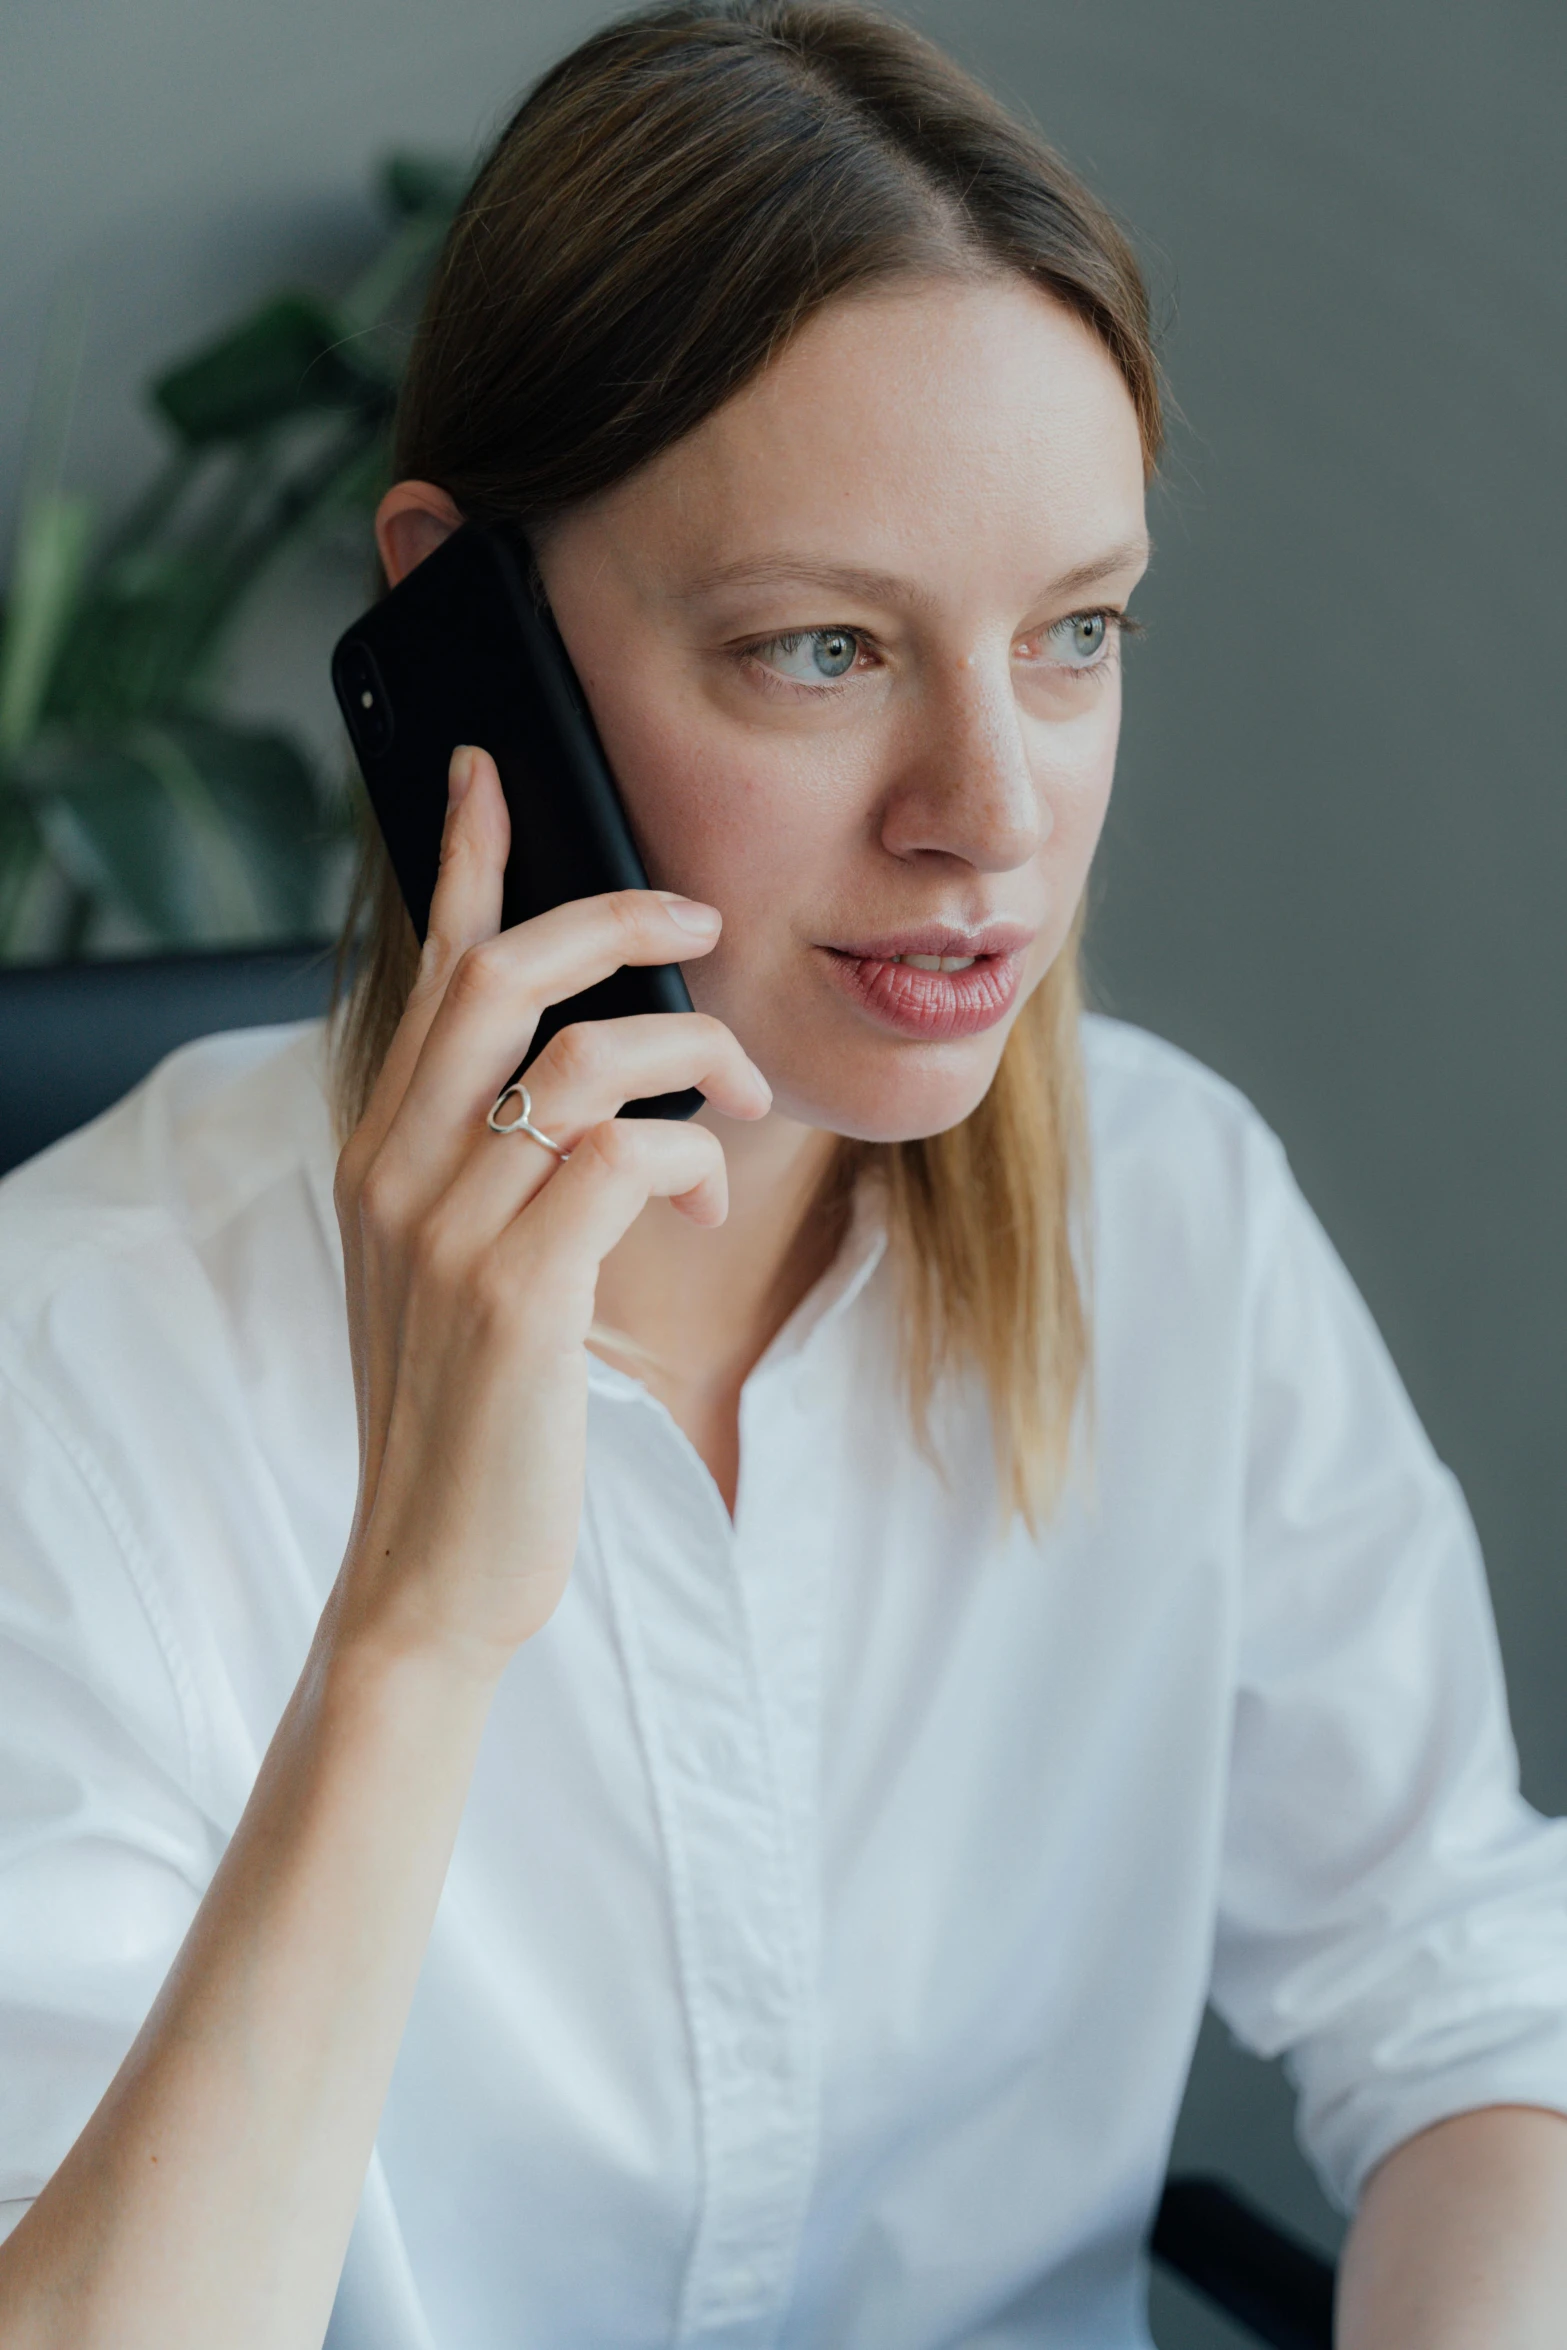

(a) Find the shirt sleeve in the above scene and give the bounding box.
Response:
[0,1367,220,2210]
[1209,1137,1567,2210]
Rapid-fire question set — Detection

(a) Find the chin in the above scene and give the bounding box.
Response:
[772,1038,1009,1146]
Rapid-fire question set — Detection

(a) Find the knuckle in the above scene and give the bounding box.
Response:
[435,812,472,875]
[356,1161,407,1240]
[407,1210,457,1287]
[446,939,507,1013]
[687,1138,725,1191]
[547,1020,608,1089]
[606,887,651,940]
[693,1012,739,1057]
[471,1252,548,1344]
[468,1251,518,1324]
[412,928,456,995]
[578,1118,638,1177]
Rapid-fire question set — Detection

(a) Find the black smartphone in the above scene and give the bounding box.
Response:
[331,522,701,1120]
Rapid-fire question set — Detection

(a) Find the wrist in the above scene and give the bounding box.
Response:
[323,1496,555,1696]
[310,1575,512,1728]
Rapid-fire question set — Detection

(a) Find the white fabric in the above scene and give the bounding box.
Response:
[1,1015,1565,2349]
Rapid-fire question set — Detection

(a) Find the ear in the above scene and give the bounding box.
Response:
[375,480,464,586]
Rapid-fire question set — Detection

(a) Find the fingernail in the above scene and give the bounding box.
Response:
[658,894,721,934]
[448,745,478,807]
[749,1064,773,1109]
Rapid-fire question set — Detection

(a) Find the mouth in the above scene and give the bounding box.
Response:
[877,950,981,973]
[819,923,1036,1042]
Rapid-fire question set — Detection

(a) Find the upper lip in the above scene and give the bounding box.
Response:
[824,921,1038,961]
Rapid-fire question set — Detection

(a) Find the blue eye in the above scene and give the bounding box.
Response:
[1048,611,1110,667]
[757,627,860,683]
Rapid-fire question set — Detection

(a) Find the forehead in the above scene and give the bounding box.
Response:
[600,276,1148,598]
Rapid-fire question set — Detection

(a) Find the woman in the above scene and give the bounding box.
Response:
[2,5,1566,2344]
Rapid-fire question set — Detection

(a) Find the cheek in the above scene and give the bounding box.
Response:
[1039,694,1119,865]
[1024,698,1120,976]
[582,669,865,916]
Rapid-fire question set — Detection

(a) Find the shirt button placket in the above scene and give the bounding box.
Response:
[595,1395,825,2350]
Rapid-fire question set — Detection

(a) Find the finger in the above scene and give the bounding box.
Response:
[385,887,723,1167]
[357,745,511,1151]
[528,1013,771,1135]
[433,1122,726,1392]
[425,1011,768,1254]
[508,1120,732,1313]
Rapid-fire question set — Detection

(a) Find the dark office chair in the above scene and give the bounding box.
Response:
[0,942,338,1178]
[1152,2178,1334,2348]
[0,947,1339,2345]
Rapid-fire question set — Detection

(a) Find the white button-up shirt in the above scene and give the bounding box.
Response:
[2,1016,1566,2350]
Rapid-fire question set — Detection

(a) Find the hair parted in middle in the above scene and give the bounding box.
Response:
[337,0,1163,1524]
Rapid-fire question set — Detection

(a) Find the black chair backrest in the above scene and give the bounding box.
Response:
[0,944,337,1179]
[1152,2176,1335,2349]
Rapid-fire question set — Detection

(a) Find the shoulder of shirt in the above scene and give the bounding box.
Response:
[1081,1012,1280,1146]
[1080,1011,1293,1217]
[0,1018,336,1328]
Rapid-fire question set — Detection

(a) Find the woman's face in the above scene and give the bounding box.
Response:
[537,275,1148,1145]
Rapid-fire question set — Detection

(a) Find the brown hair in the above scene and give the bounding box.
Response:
[335,0,1161,1522]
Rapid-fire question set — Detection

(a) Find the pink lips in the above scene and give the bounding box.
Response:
[819,923,1035,1042]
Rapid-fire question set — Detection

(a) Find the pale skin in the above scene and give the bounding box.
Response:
[0,276,1561,2346]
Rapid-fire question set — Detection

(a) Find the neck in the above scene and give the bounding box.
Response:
[593,1106,844,1405]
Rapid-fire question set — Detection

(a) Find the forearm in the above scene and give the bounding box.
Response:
[1337,2104,1567,2349]
[0,1615,496,2350]
[0,766,746,2348]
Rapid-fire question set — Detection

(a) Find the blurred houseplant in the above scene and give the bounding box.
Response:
[0,155,464,962]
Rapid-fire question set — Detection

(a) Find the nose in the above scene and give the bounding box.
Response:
[878,653,1045,875]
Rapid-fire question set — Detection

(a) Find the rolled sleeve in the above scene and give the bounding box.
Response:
[1210,1147,1567,2208]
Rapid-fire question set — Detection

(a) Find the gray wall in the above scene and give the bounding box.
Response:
[6,3,1564,2342]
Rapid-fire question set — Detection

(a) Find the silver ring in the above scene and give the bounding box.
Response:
[487,1082,570,1159]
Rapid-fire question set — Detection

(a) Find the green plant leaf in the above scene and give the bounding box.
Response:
[2,148,457,962]
[380,153,469,220]
[313,426,395,518]
[15,718,337,944]
[46,417,381,727]
[152,294,395,446]
[0,489,95,754]
[159,716,347,935]
[0,788,50,954]
[341,155,464,338]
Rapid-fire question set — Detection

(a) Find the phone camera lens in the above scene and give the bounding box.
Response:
[337,639,394,760]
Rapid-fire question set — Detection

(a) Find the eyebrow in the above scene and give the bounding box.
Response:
[1048,538,1152,599]
[671,537,1151,609]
